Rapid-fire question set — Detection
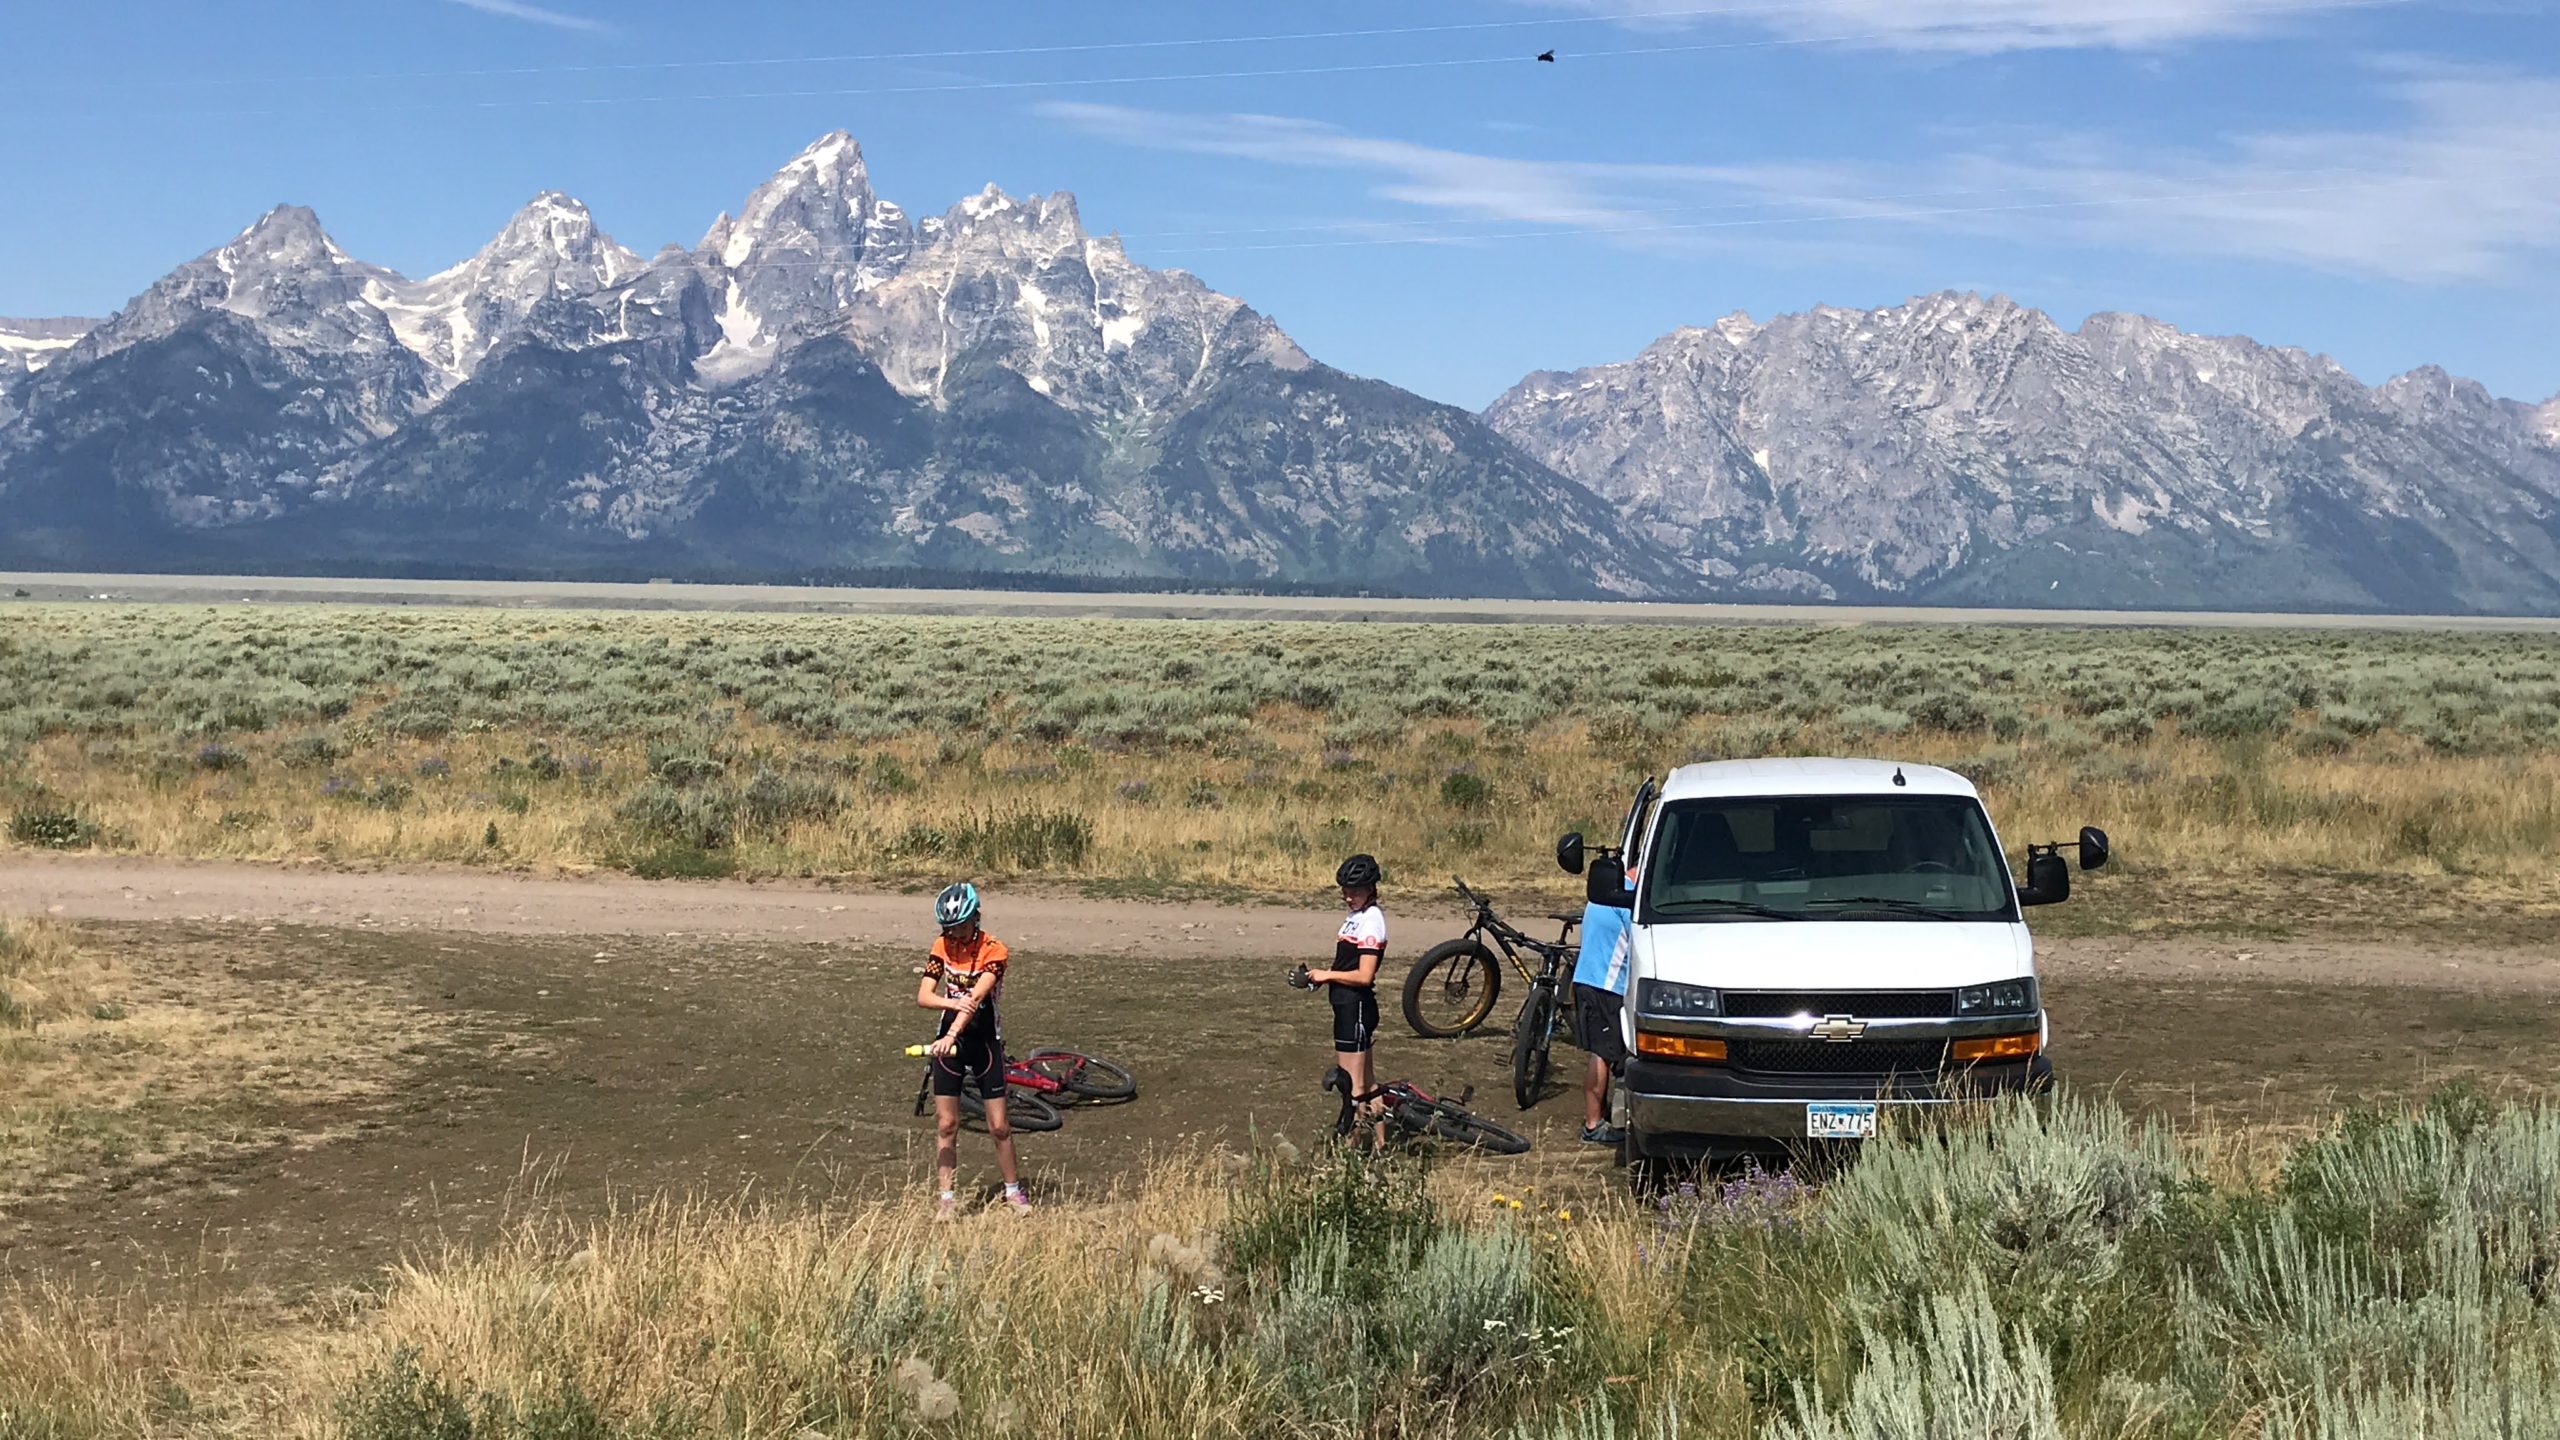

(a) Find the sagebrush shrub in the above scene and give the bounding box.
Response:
[643,741,725,787]
[617,781,735,850]
[739,769,839,831]
[8,805,95,850]
[276,733,345,770]
[1439,769,1493,809]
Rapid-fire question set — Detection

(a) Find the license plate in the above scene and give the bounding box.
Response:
[1806,1102,1878,1140]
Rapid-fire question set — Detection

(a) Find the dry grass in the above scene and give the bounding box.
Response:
[13,721,2560,933]
[0,918,454,1232]
[9,1094,2558,1439]
[7,604,2560,933]
[0,1279,261,1438]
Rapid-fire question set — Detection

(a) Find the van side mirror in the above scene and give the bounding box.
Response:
[1555,832,1586,875]
[2078,826,2111,870]
[1586,855,1630,908]
[2017,849,2071,907]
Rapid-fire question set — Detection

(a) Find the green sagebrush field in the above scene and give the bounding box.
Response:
[4,604,2559,931]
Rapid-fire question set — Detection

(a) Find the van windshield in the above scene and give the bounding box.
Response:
[1639,795,2016,923]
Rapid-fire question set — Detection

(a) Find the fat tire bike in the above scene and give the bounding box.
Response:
[1324,1066,1531,1156]
[1400,877,1580,1041]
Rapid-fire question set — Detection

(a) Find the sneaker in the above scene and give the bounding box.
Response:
[1580,1124,1626,1146]
[934,1193,959,1222]
[1003,1187,1032,1215]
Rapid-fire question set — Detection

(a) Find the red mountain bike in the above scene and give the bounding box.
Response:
[908,1045,1137,1132]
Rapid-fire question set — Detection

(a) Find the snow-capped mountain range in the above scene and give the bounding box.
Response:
[0,132,1678,597]
[3,132,2556,611]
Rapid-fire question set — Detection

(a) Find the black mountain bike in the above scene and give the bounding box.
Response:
[1401,879,1583,1109]
[1324,1066,1530,1155]
[1401,878,1579,1040]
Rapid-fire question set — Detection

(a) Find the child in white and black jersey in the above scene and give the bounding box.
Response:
[1306,853,1388,1106]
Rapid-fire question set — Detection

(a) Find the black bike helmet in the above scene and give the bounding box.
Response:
[1334,853,1381,889]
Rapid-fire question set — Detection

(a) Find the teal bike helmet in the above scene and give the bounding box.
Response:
[934,881,981,928]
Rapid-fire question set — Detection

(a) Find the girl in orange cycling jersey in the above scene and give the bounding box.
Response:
[918,881,1029,1218]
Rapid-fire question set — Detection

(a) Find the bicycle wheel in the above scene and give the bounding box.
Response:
[1511,986,1557,1111]
[1385,1099,1441,1148]
[966,1091,1063,1133]
[1402,938,1503,1038]
[1429,1105,1532,1156]
[1021,1050,1138,1102]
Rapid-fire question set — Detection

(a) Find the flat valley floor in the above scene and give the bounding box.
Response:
[11,572,2560,630]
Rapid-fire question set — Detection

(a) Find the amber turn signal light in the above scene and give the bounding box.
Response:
[1951,1032,2041,1063]
[1635,1032,1727,1061]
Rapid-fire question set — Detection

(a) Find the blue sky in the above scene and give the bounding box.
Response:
[3,0,2553,408]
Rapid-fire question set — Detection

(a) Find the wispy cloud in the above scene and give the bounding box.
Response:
[1041,102,1740,230]
[1795,67,2560,281]
[1046,69,2560,282]
[440,0,612,34]
[1530,0,2391,54]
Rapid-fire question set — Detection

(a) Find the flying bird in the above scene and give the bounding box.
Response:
[1536,48,1556,62]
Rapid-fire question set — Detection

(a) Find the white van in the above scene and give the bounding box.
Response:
[1557,758,2106,1169]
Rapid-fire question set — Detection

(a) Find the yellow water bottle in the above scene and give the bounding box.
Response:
[904,1044,928,1057]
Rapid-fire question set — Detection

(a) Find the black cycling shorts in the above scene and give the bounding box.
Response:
[1573,983,1627,1069]
[926,1019,1007,1101]
[1329,984,1379,1054]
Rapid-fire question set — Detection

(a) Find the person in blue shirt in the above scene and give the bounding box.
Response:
[1571,867,1637,1145]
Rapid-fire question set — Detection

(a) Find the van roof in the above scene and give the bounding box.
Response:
[1657,757,1980,802]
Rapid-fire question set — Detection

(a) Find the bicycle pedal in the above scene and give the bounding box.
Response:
[1457,1085,1475,1106]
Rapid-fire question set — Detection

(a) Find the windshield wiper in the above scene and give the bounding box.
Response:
[1649,897,1803,921]
[1801,895,1965,920]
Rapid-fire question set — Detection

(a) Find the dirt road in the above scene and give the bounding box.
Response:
[0,853,1307,958]
[5,853,2556,991]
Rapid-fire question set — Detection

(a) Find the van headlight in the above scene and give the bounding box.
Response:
[1637,980,1721,1018]
[1956,978,2039,1018]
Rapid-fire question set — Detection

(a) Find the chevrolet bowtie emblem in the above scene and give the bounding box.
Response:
[1808,1015,1867,1043]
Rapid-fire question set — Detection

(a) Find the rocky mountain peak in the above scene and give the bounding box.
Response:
[922,186,1084,248]
[2535,395,2560,446]
[64,202,408,376]
[692,131,915,382]
[225,204,348,267]
[372,191,649,384]
[699,130,897,269]
[483,192,633,272]
[2372,365,2514,436]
